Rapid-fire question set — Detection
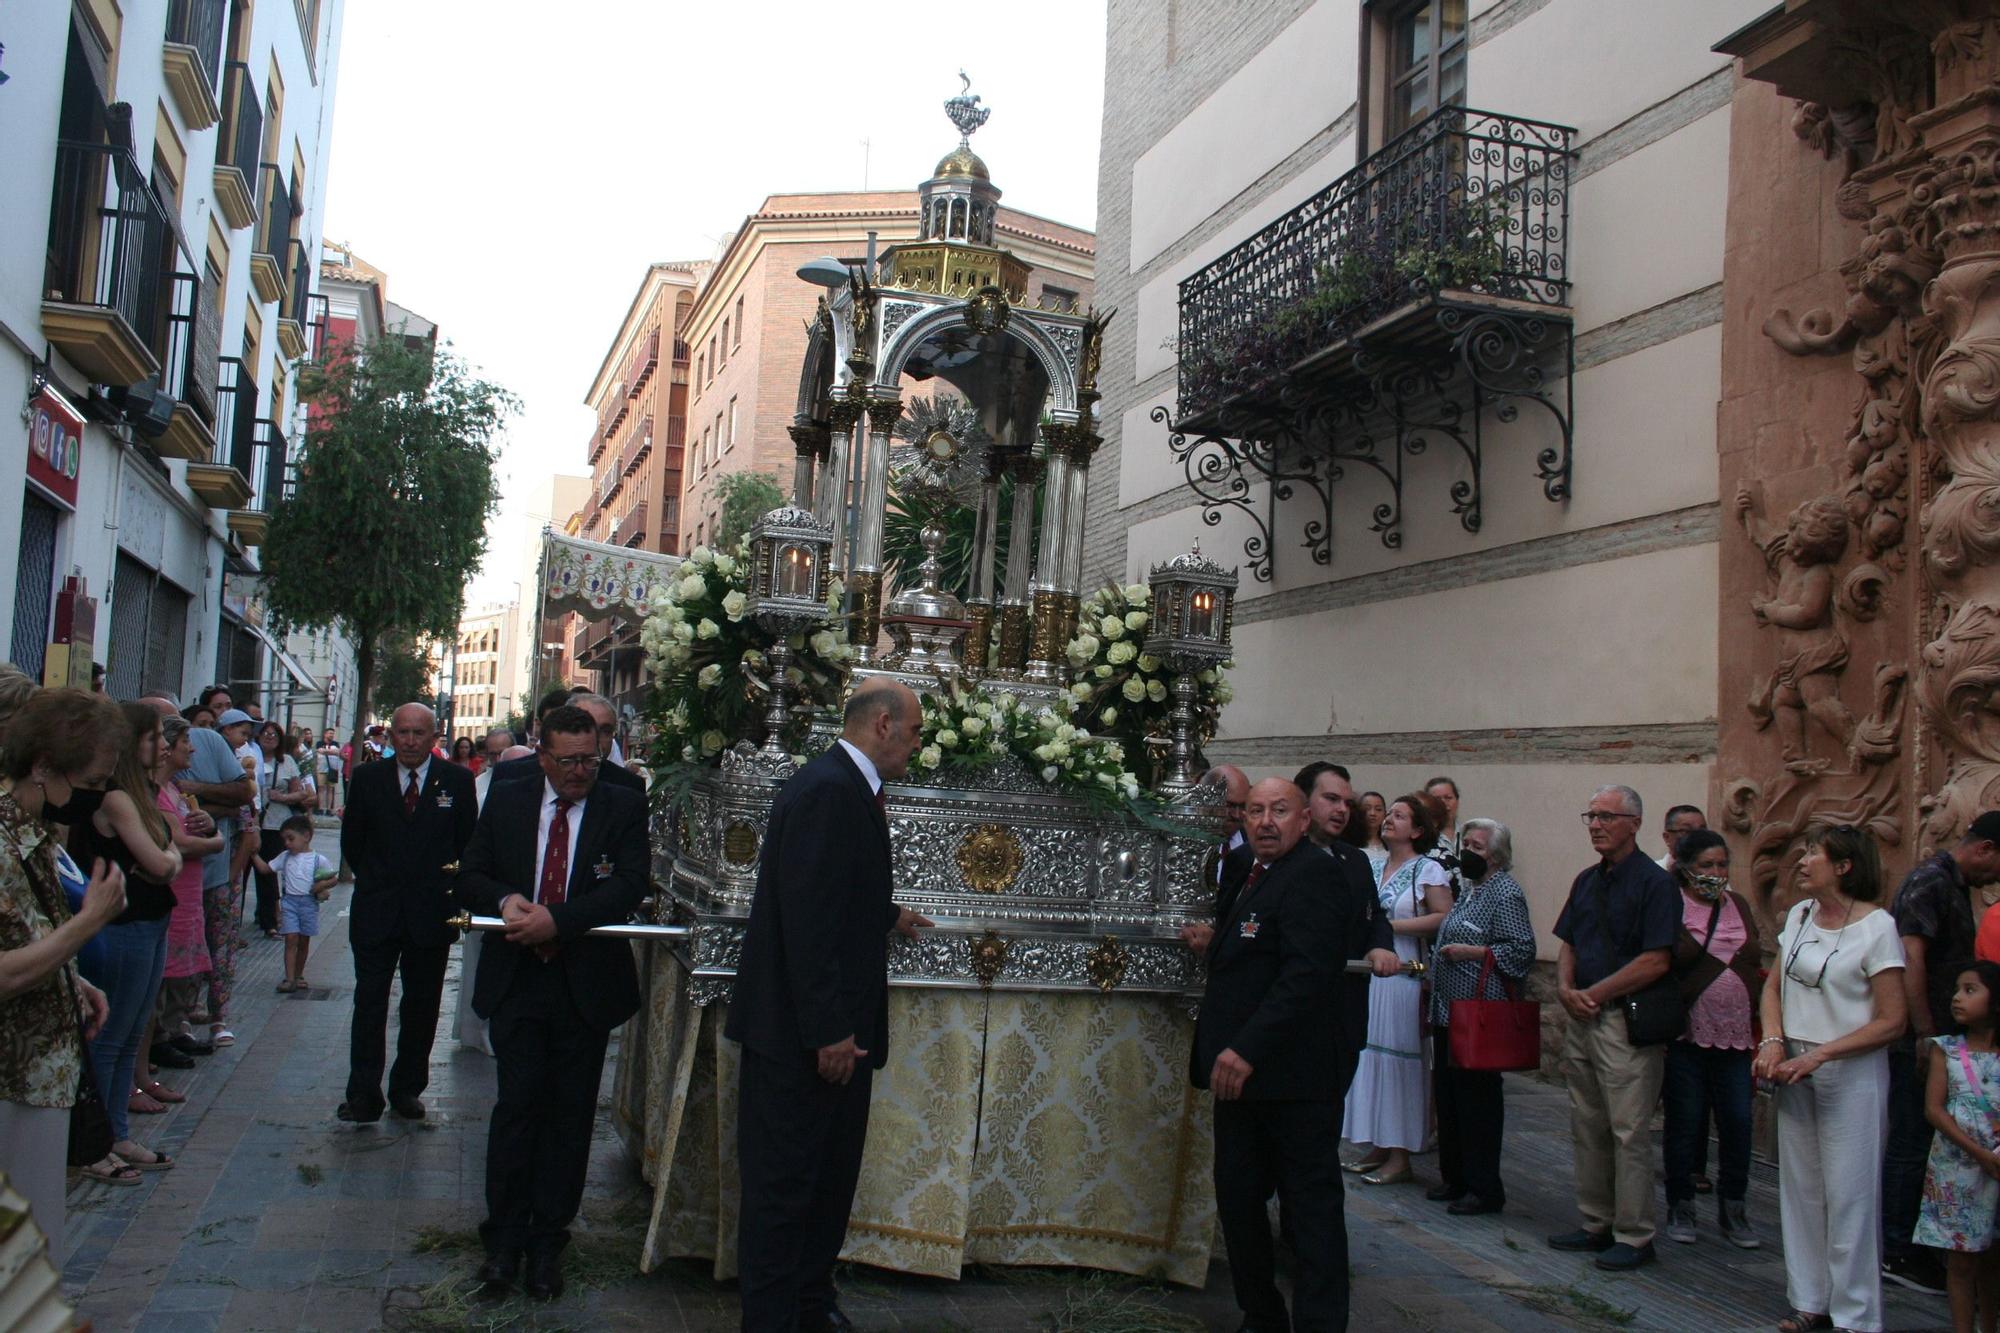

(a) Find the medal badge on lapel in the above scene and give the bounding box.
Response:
[433,791,454,810]
[593,854,614,879]
[1239,913,1261,940]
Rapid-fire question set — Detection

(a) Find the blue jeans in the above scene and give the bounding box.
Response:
[79,916,170,1144]
[1662,1040,1752,1205]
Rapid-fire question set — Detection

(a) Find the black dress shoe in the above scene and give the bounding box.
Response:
[336,1099,383,1123]
[800,1308,855,1332]
[389,1094,425,1120]
[475,1251,519,1293]
[1426,1183,1467,1202]
[523,1250,564,1300]
[150,1043,196,1070]
[1547,1228,1614,1252]
[1448,1196,1505,1216]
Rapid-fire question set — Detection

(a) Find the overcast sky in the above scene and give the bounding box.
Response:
[322,0,1107,605]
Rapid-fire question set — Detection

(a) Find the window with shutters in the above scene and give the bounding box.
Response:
[145,578,190,699]
[10,493,60,679]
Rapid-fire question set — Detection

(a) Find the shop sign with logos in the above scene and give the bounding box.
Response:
[27,385,83,509]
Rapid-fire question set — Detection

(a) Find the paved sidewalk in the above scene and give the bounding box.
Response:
[59,822,1957,1330]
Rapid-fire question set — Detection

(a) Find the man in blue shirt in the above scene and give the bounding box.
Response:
[1548,784,1680,1272]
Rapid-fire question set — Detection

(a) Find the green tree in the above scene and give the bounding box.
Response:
[261,335,515,753]
[713,470,787,551]
[369,634,435,714]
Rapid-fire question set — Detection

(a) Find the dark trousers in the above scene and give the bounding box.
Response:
[1662,1041,1752,1205]
[737,1047,874,1332]
[1213,1099,1349,1333]
[254,829,285,933]
[345,936,448,1107]
[1432,1032,1506,1203]
[481,959,610,1260]
[1883,1039,1934,1259]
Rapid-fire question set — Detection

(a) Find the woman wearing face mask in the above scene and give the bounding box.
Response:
[70,704,183,1177]
[1660,828,1763,1249]
[1425,818,1535,1214]
[0,688,128,1245]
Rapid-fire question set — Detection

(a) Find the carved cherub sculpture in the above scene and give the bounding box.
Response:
[1738,487,1858,772]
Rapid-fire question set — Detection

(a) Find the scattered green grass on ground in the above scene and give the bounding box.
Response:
[1509,1280,1638,1327]
[1041,1272,1206,1333]
[295,1162,323,1186]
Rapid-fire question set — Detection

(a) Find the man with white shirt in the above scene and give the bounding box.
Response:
[337,703,477,1124]
[728,677,932,1332]
[454,705,650,1300]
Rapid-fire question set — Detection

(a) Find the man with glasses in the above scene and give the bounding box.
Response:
[336,703,478,1124]
[456,705,650,1301]
[486,695,644,795]
[1548,784,1680,1272]
[1203,764,1250,890]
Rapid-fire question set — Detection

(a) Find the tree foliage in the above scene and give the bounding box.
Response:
[713,471,787,551]
[261,335,515,747]
[369,634,435,713]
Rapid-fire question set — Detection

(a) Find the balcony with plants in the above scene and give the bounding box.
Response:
[1173,106,1575,431]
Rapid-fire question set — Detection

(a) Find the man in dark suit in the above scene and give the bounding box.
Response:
[486,690,643,795]
[337,702,477,1123]
[454,704,650,1300]
[1181,777,1396,1333]
[1296,761,1399,1094]
[727,677,931,1332]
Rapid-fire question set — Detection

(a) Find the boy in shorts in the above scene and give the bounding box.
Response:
[255,815,337,992]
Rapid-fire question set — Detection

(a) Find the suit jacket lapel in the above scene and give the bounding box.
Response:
[565,789,608,901]
[830,746,891,861]
[509,781,542,895]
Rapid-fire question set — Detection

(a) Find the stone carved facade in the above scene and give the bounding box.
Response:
[1721,4,2000,913]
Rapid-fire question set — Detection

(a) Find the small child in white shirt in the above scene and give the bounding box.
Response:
[253,815,336,991]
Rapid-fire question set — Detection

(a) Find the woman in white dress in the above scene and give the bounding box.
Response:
[1343,792,1454,1184]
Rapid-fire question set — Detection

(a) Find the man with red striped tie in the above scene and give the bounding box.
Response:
[454,705,650,1300]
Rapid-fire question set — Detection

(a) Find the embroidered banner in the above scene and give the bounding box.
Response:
[540,528,680,622]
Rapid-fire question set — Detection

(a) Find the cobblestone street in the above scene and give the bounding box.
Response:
[46,827,1954,1333]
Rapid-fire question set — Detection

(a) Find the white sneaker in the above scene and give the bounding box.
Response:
[1665,1201,1698,1244]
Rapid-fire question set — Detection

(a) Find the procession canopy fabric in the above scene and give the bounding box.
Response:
[539,528,682,624]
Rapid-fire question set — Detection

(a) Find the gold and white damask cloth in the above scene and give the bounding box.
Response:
[613,953,1216,1286]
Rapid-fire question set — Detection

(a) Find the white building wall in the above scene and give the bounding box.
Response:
[1092,0,1763,941]
[0,0,343,701]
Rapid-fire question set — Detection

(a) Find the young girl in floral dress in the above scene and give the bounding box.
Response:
[1916,960,2000,1333]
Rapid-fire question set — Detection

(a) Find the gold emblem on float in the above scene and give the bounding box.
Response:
[722,822,759,866]
[1085,935,1128,993]
[969,930,1011,988]
[956,823,1024,894]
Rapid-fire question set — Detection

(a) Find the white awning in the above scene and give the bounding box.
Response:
[539,528,680,624]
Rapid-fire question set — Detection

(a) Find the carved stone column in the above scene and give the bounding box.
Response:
[819,393,866,575]
[850,391,904,664]
[997,451,1043,673]
[787,418,829,512]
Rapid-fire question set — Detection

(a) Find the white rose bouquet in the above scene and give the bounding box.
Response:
[911,678,1143,806]
[1064,581,1233,781]
[640,541,854,763]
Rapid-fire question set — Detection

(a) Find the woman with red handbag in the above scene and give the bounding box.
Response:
[1426,818,1536,1215]
[1661,829,1764,1250]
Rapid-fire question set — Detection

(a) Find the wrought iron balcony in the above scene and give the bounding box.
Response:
[305,292,329,362]
[276,238,311,360]
[227,417,287,544]
[613,500,650,549]
[624,418,653,475]
[629,328,659,393]
[189,356,256,509]
[1164,105,1578,581]
[213,64,260,230]
[163,0,227,130]
[251,165,294,305]
[42,140,175,386]
[156,272,223,461]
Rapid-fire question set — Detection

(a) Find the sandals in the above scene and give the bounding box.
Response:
[128,1090,166,1115]
[1776,1314,1831,1333]
[111,1142,173,1171]
[80,1156,141,1186]
[276,979,296,993]
[139,1080,185,1104]
[211,1025,235,1047]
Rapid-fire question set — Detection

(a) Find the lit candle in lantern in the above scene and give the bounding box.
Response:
[1189,589,1215,639]
[779,545,813,597]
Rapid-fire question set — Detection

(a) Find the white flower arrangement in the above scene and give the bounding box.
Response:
[912,677,1141,803]
[640,539,854,764]
[1063,581,1233,782]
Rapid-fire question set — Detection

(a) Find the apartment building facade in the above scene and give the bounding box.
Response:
[573,264,701,709]
[2,0,342,707]
[1091,0,1753,940]
[678,190,1097,555]
[447,601,520,743]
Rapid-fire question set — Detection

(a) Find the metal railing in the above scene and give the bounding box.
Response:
[305,292,330,361]
[163,271,221,425]
[217,63,262,186]
[1176,106,1575,419]
[256,165,295,278]
[44,140,176,357]
[251,417,288,510]
[212,356,258,476]
[629,328,659,392]
[165,0,228,99]
[614,500,649,548]
[283,237,313,330]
